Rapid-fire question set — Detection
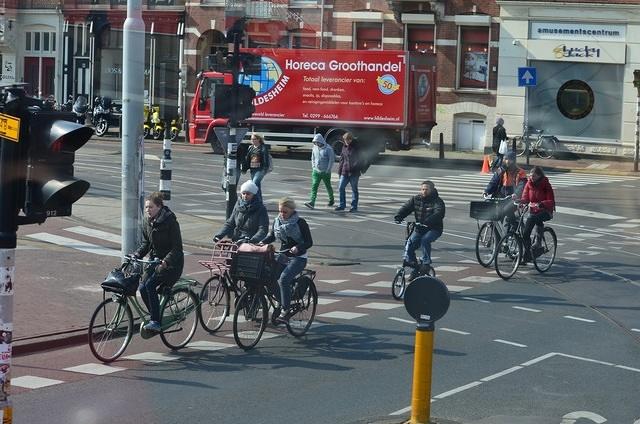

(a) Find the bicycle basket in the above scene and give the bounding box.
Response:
[231,251,274,286]
[102,269,140,296]
[469,200,502,221]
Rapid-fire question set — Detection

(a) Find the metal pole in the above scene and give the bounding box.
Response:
[439,132,444,159]
[160,125,172,207]
[525,86,530,166]
[177,22,185,120]
[122,0,146,256]
[225,31,241,219]
[635,86,639,172]
[410,321,435,424]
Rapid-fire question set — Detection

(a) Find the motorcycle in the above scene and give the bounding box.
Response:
[72,95,89,124]
[151,107,164,140]
[170,114,182,142]
[92,96,113,137]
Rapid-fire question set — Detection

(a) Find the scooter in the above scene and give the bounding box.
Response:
[169,114,182,142]
[92,96,113,137]
[143,105,153,138]
[151,107,165,140]
[72,95,89,124]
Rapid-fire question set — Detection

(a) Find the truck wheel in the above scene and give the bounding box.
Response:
[327,134,344,160]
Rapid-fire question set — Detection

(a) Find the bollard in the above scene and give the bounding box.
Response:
[439,133,444,159]
[410,321,435,424]
[159,124,172,206]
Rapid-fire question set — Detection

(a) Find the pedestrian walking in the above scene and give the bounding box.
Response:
[491,116,508,170]
[242,133,271,199]
[335,132,363,212]
[304,133,335,209]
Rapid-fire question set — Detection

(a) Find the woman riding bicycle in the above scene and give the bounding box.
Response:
[520,166,555,263]
[394,181,446,279]
[260,197,313,323]
[213,180,269,244]
[132,192,184,332]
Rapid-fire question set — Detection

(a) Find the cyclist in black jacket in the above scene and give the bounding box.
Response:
[394,181,446,277]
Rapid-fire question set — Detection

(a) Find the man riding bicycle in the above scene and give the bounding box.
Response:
[482,151,527,230]
[394,181,445,280]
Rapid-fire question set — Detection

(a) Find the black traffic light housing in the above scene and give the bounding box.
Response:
[634,69,640,89]
[20,111,94,225]
[212,84,256,122]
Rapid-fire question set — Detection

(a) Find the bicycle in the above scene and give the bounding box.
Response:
[231,247,318,350]
[470,195,510,268]
[391,221,437,300]
[197,240,245,333]
[88,256,201,363]
[514,125,558,159]
[494,203,558,280]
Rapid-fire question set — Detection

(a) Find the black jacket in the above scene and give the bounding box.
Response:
[395,190,446,232]
[135,206,184,283]
[214,198,269,243]
[261,218,313,257]
[242,144,270,173]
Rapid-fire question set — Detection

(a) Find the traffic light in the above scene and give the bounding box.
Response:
[20,111,94,224]
[211,84,256,122]
[634,69,640,88]
[233,85,256,122]
[238,53,262,76]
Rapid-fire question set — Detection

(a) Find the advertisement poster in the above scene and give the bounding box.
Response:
[414,68,435,124]
[461,51,487,87]
[242,49,407,127]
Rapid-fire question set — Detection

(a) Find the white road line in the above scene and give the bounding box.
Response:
[433,381,483,399]
[63,363,126,375]
[480,366,523,382]
[389,317,414,324]
[563,315,596,323]
[357,302,403,310]
[461,296,490,304]
[632,328,640,333]
[512,306,542,313]
[440,328,470,335]
[65,226,121,244]
[316,311,368,319]
[11,376,64,389]
[493,339,527,348]
[26,233,121,257]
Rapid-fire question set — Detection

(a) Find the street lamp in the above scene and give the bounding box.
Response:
[633,70,640,172]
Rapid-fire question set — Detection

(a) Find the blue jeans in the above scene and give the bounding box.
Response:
[404,228,442,265]
[277,255,307,310]
[250,169,266,201]
[338,174,359,209]
[139,274,162,322]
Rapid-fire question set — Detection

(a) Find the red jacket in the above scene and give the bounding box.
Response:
[521,176,555,215]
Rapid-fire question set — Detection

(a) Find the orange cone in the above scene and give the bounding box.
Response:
[481,155,491,173]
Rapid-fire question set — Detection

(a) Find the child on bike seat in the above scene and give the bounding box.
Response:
[132,192,184,332]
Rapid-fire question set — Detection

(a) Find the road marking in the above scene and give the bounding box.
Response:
[480,366,523,382]
[458,276,500,283]
[11,376,64,389]
[75,285,105,293]
[433,381,483,399]
[461,296,491,303]
[122,352,179,363]
[318,279,349,285]
[560,411,607,424]
[493,339,527,348]
[367,281,393,288]
[317,311,368,319]
[378,264,399,269]
[331,289,377,297]
[564,315,596,323]
[351,271,379,276]
[65,226,121,244]
[554,206,625,220]
[610,223,640,228]
[389,317,414,324]
[435,266,469,272]
[512,306,542,313]
[357,302,403,310]
[632,328,640,333]
[63,363,125,375]
[317,298,341,305]
[187,341,235,351]
[440,328,470,335]
[446,285,473,292]
[26,233,121,257]
[574,233,604,238]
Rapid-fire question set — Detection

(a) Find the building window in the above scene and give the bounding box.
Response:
[355,23,382,50]
[556,79,594,120]
[44,33,50,51]
[52,33,56,52]
[34,32,41,51]
[407,26,434,53]
[290,30,318,49]
[26,32,31,51]
[459,26,489,89]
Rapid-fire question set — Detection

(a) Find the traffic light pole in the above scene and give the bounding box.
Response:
[225,31,241,219]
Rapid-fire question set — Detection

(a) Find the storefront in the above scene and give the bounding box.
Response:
[496,1,640,157]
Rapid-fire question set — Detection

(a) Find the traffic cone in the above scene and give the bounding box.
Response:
[481,155,491,173]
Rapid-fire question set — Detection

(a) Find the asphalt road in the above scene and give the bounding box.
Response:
[9,140,640,424]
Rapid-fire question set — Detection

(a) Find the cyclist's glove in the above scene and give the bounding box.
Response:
[213,236,221,243]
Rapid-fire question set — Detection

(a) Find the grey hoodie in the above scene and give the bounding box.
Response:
[311,135,335,173]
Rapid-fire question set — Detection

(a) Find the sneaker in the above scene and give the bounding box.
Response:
[304,202,314,210]
[349,207,358,213]
[403,259,417,269]
[334,206,345,211]
[276,309,291,323]
[327,200,335,207]
[143,320,161,332]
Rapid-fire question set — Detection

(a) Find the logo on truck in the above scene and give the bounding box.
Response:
[376,74,400,95]
[242,57,290,106]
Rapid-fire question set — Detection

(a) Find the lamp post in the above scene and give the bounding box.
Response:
[633,70,640,172]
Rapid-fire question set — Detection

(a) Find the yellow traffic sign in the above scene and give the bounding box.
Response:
[0,113,21,143]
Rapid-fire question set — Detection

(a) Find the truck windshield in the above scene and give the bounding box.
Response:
[198,77,224,110]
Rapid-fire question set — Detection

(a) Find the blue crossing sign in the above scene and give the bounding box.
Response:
[518,67,537,87]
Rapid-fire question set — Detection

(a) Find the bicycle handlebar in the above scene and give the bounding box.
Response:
[123,255,162,266]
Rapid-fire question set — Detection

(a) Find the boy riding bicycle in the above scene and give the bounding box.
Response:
[394,181,446,280]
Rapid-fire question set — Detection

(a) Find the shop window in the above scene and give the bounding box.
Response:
[355,24,382,50]
[459,27,489,89]
[556,79,594,120]
[407,26,434,53]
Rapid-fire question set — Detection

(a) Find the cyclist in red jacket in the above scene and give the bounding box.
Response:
[520,166,555,262]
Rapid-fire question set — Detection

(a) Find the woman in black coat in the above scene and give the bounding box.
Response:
[133,191,184,332]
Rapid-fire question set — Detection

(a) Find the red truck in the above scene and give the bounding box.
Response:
[189,48,436,156]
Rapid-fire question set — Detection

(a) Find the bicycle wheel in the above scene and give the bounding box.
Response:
[536,136,557,159]
[159,287,199,350]
[475,222,499,267]
[391,267,407,300]
[514,136,527,157]
[533,227,557,273]
[198,276,230,333]
[88,297,133,363]
[233,289,268,350]
[287,278,318,337]
[495,233,522,280]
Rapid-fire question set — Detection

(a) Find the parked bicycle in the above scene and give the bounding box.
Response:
[514,125,558,159]
[88,256,201,363]
[230,246,318,350]
[391,221,436,300]
[494,202,558,280]
[471,195,511,268]
[197,240,245,333]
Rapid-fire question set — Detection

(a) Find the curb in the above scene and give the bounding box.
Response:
[13,330,88,357]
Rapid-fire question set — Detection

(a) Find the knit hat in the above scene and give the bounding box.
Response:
[240,180,259,195]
